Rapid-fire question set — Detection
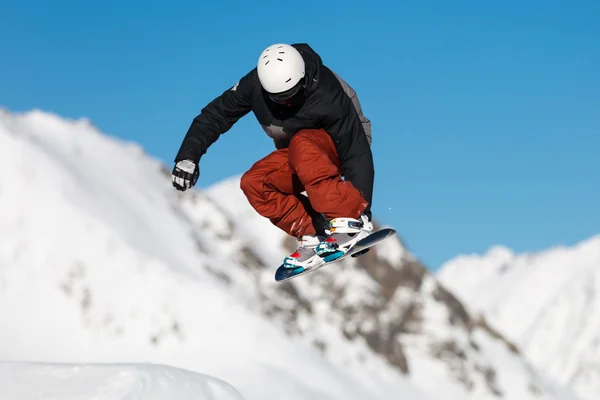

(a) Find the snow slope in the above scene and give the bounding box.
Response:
[0,108,428,400]
[437,236,600,400]
[0,362,246,400]
[0,107,578,400]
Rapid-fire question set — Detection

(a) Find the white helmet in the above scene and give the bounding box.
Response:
[257,43,305,96]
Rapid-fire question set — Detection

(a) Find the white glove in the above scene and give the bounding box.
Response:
[171,159,199,191]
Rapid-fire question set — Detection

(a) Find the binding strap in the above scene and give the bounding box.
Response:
[328,217,363,234]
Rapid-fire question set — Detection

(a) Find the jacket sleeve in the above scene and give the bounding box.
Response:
[174,70,254,164]
[323,91,375,218]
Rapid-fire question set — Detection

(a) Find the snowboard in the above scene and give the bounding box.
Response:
[274,228,397,282]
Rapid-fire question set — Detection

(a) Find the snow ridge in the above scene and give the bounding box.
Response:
[438,235,600,400]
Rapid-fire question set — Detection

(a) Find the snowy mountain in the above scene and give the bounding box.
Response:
[0,108,577,400]
[437,236,600,400]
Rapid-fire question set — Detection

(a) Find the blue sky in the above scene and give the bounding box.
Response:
[1,0,599,270]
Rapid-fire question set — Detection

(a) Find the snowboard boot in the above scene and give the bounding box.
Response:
[282,234,328,270]
[315,214,374,262]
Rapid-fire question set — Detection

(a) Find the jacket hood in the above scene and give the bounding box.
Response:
[292,43,322,94]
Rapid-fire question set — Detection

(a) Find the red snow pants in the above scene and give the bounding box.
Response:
[240,128,368,238]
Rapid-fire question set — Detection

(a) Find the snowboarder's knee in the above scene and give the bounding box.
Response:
[240,168,261,197]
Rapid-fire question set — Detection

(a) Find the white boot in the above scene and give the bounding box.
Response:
[282,234,327,269]
[315,214,373,259]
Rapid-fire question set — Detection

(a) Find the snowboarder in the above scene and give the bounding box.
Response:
[171,43,374,269]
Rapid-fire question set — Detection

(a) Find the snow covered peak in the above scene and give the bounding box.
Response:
[437,236,600,400]
[485,244,515,261]
[433,244,517,309]
[0,107,147,165]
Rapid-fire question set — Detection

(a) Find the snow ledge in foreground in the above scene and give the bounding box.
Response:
[0,362,247,400]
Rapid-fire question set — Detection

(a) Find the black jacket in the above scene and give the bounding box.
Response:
[174,43,375,217]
